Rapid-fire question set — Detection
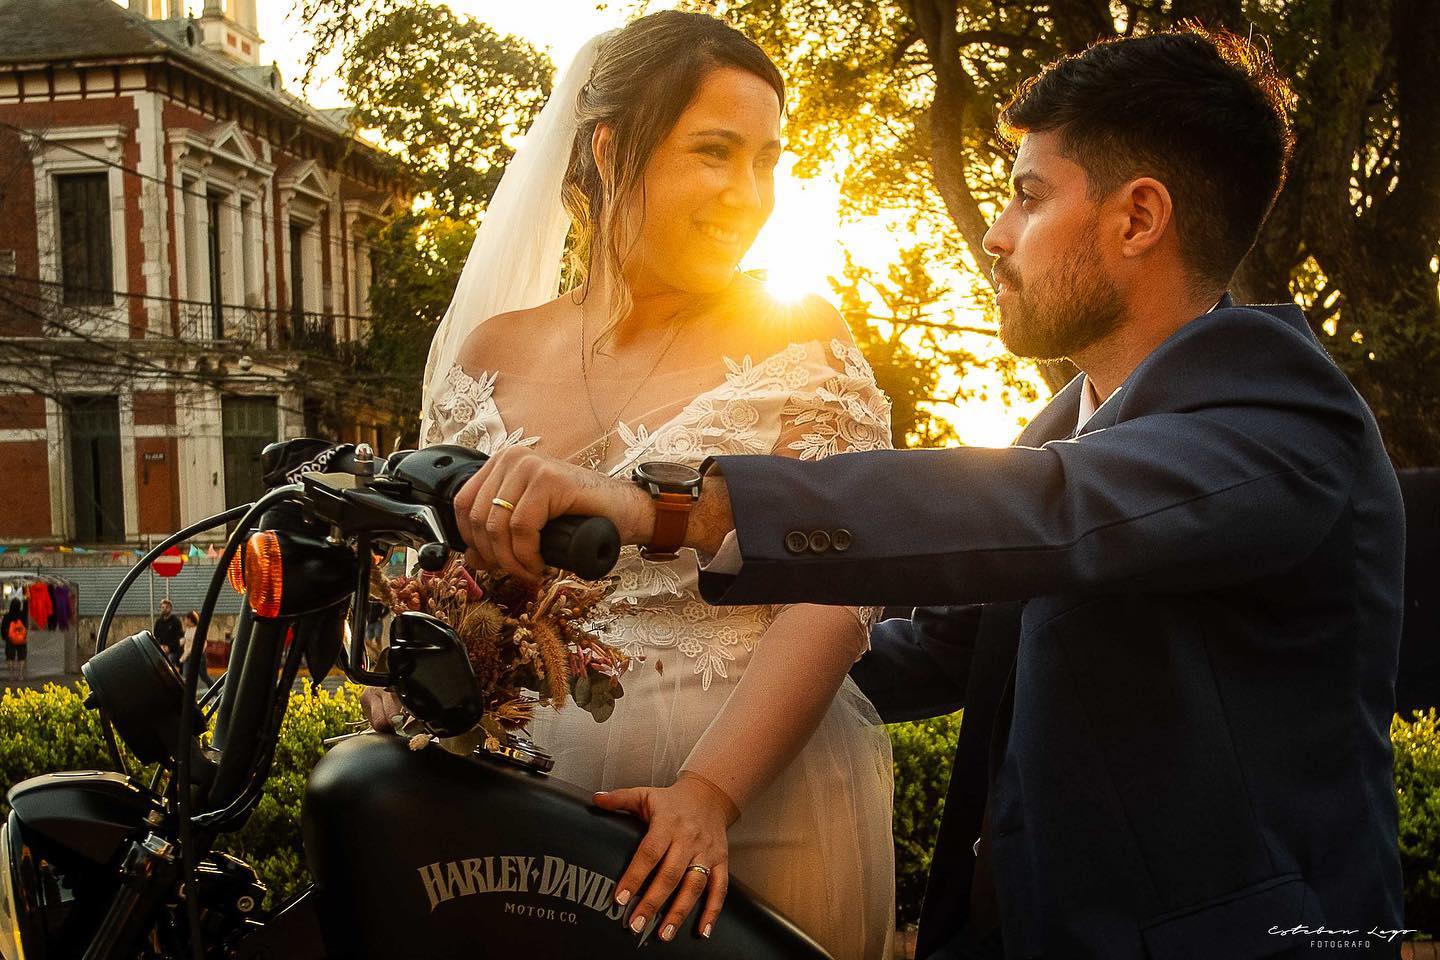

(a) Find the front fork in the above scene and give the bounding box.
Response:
[209,501,349,813]
[80,834,177,960]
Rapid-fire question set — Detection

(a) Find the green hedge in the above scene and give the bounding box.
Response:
[888,709,1440,934]
[1395,709,1440,935]
[0,682,365,906]
[1,687,1437,933]
[889,712,963,924]
[0,683,113,783]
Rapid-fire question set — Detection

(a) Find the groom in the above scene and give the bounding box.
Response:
[455,28,1407,960]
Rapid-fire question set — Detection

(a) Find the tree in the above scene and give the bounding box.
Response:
[330,5,554,440]
[295,1,1045,448]
[696,0,1440,465]
[356,210,478,432]
[829,245,1039,447]
[339,4,553,217]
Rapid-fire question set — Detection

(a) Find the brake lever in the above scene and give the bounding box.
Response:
[300,473,451,570]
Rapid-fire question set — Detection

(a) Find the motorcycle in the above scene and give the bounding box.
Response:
[0,438,829,959]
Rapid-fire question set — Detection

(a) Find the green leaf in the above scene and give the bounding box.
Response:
[573,674,593,709]
[588,698,615,724]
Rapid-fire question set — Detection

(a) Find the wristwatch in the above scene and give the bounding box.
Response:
[632,461,703,561]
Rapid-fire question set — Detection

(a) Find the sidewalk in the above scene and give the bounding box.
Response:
[2,629,78,690]
[1,629,348,694]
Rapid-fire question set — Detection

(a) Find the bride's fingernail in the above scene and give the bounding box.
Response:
[615,889,631,905]
[630,914,647,933]
[702,923,713,938]
[661,924,675,941]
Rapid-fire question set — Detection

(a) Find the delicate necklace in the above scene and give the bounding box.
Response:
[574,295,688,471]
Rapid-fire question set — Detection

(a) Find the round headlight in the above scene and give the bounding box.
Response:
[81,631,192,766]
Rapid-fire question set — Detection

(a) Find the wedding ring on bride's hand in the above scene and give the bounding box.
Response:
[686,864,712,879]
[491,497,516,511]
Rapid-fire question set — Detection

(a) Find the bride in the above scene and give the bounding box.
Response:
[405,12,894,958]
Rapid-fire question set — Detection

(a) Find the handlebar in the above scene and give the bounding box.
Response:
[198,442,621,817]
[286,442,622,581]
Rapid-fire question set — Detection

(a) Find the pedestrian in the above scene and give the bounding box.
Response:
[179,610,209,691]
[152,598,183,669]
[3,597,27,684]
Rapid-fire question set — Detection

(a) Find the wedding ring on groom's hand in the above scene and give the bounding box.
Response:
[491,497,516,511]
[686,864,711,880]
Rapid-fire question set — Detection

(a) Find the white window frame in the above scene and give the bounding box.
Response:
[168,123,273,342]
[27,125,130,339]
[278,161,331,327]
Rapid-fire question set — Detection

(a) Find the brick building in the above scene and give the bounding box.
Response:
[0,0,407,554]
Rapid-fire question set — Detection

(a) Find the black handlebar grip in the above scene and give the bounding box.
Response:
[539,515,621,580]
[385,446,621,579]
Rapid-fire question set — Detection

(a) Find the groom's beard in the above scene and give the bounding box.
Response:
[996,222,1125,361]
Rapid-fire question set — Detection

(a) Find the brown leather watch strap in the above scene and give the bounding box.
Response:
[642,491,695,559]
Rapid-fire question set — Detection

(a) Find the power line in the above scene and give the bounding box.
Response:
[0,268,379,328]
[0,283,413,386]
[0,273,426,434]
[0,293,414,506]
[0,282,418,416]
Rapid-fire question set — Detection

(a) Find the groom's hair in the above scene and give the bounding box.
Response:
[999,27,1294,289]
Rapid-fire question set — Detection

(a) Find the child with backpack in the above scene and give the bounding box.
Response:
[3,597,28,684]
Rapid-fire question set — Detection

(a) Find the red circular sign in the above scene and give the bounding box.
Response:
[153,545,184,578]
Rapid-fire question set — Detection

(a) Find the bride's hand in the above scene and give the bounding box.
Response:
[360,687,404,733]
[592,772,740,942]
[452,447,654,580]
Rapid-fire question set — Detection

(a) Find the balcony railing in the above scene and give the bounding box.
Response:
[179,304,340,357]
[0,275,349,361]
[179,302,266,346]
[283,311,338,355]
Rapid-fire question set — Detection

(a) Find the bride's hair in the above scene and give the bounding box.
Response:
[561,11,784,348]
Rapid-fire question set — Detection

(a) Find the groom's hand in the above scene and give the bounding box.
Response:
[453,447,655,579]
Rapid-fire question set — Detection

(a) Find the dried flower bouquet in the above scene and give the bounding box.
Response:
[369,558,633,755]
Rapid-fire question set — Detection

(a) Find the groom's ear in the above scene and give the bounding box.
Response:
[592,124,615,183]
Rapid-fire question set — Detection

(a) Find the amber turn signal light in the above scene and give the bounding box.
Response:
[227,550,246,594]
[244,531,284,618]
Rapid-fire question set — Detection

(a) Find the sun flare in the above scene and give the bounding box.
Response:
[745,159,842,303]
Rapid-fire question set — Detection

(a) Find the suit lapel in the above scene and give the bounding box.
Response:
[1077,383,1124,436]
[1017,373,1085,446]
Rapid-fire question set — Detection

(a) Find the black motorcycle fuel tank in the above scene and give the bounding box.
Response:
[302,735,830,959]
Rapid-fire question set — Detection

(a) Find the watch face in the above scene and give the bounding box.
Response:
[636,461,702,488]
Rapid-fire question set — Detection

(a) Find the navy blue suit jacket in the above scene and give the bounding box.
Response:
[699,298,1405,959]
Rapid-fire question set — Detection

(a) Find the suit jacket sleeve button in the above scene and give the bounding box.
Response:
[832,528,852,552]
[785,531,809,554]
[807,530,832,554]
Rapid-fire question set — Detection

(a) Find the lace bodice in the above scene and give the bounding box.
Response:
[423,337,893,689]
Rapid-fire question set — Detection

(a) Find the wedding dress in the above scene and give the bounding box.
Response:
[424,328,897,960]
